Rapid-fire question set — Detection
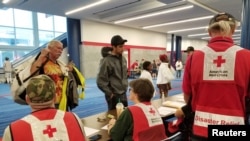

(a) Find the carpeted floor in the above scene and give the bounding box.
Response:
[0,78,183,137]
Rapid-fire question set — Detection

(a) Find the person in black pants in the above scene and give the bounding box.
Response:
[97,35,128,110]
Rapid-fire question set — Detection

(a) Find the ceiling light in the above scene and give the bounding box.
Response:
[114,5,193,24]
[232,34,241,37]
[202,36,241,40]
[168,26,207,33]
[188,33,208,37]
[232,37,241,40]
[2,0,10,4]
[65,0,109,15]
[201,37,210,39]
[143,15,213,29]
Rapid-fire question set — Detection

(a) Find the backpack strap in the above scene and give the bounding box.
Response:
[18,53,49,85]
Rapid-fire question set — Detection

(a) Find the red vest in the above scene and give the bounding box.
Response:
[10,109,85,141]
[185,45,248,137]
[128,103,167,141]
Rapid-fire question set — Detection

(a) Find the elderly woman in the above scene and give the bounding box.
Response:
[108,78,167,141]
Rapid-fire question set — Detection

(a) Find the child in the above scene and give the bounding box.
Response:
[139,61,155,97]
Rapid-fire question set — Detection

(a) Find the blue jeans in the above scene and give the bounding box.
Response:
[176,70,182,78]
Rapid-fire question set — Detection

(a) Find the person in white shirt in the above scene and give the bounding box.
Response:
[156,54,175,98]
[139,61,156,97]
[139,61,153,84]
[175,59,183,78]
[3,57,12,84]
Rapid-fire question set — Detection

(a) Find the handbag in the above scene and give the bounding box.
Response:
[165,65,175,81]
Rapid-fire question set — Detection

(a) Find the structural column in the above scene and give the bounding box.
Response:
[240,0,250,49]
[170,34,175,66]
[67,18,81,68]
[175,36,182,61]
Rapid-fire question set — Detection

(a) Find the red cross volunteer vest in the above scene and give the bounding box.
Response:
[192,45,245,137]
[128,103,167,141]
[10,109,85,141]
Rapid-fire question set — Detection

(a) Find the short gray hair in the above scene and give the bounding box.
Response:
[47,40,63,49]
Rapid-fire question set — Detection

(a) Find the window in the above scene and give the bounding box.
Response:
[15,28,34,46]
[0,8,67,67]
[38,13,53,31]
[15,50,31,59]
[0,26,14,45]
[55,32,65,37]
[14,9,33,28]
[37,14,67,46]
[54,16,67,32]
[0,8,14,26]
[39,31,54,46]
[1,50,14,64]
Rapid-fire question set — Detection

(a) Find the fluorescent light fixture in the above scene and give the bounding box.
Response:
[143,15,213,29]
[232,37,241,40]
[65,0,109,15]
[188,33,208,37]
[202,37,241,40]
[201,36,210,39]
[232,34,241,37]
[168,26,207,33]
[114,5,193,24]
[189,33,241,38]
[200,34,241,40]
[235,30,241,32]
[2,0,10,4]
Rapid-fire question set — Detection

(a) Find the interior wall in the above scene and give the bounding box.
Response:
[39,21,208,79]
[129,48,166,64]
[80,20,168,78]
[181,39,208,64]
[81,20,167,47]
[166,35,208,63]
[73,20,210,78]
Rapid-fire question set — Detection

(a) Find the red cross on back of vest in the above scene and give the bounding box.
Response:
[149,107,156,116]
[213,56,226,67]
[43,125,57,138]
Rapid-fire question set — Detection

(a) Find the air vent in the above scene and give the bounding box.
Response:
[18,0,28,6]
[93,0,141,15]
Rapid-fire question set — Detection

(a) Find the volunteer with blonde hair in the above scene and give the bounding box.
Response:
[182,12,250,140]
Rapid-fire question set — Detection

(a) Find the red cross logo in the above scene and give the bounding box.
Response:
[149,108,156,116]
[43,125,57,138]
[213,56,225,67]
